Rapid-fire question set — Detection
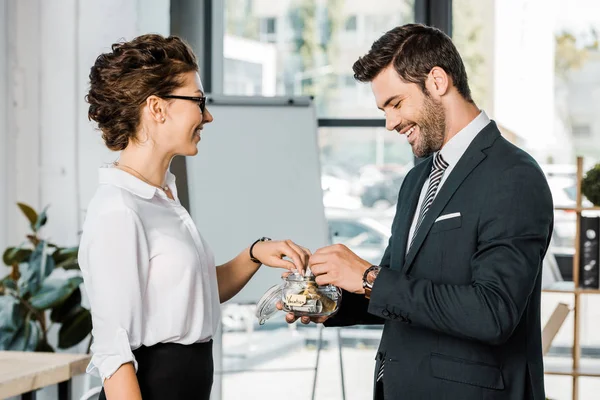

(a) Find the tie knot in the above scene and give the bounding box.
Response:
[433,152,449,171]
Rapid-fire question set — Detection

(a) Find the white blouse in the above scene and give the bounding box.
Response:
[78,167,221,381]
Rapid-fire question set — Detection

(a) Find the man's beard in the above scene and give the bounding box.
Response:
[412,94,446,158]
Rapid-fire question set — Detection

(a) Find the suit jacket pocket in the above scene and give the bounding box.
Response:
[429,352,504,390]
[430,215,462,233]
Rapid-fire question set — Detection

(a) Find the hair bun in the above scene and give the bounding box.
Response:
[86,34,198,151]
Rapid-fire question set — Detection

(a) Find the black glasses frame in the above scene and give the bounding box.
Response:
[161,95,206,113]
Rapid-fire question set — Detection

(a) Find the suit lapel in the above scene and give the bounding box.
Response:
[401,122,501,275]
[390,157,432,270]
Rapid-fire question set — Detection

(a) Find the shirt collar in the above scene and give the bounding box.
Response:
[99,167,177,200]
[438,110,491,168]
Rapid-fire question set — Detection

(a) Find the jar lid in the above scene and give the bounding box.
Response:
[285,272,316,282]
[255,284,283,325]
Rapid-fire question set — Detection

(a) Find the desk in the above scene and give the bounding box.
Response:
[0,351,91,400]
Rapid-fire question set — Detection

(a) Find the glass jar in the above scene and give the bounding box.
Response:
[255,273,342,325]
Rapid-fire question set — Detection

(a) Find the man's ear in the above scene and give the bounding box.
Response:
[426,67,450,97]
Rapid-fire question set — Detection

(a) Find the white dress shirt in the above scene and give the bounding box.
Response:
[406,111,491,253]
[78,167,221,381]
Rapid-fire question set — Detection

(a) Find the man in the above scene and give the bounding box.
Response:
[285,24,554,399]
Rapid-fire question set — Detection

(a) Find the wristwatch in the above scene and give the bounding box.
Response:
[249,237,272,264]
[362,265,381,299]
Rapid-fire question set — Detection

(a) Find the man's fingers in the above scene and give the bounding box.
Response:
[286,313,298,323]
[309,263,328,276]
[315,273,333,286]
[308,253,329,267]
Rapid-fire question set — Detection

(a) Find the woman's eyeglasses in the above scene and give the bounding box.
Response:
[161,95,206,113]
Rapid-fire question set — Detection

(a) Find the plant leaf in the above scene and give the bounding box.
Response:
[0,296,24,350]
[29,277,83,310]
[1,278,17,292]
[19,242,55,297]
[52,246,79,264]
[44,254,56,278]
[17,202,38,231]
[9,319,40,351]
[51,287,82,323]
[1,248,15,266]
[57,259,80,270]
[34,205,49,231]
[58,307,92,349]
[18,242,44,296]
[2,247,32,266]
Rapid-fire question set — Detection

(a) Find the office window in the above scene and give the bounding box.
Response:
[223,0,414,117]
[223,58,264,95]
[573,124,592,137]
[259,16,277,43]
[344,15,357,32]
[263,16,277,34]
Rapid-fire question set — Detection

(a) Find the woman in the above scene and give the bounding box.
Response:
[80,34,311,400]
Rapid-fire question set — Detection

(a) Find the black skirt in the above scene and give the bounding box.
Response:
[99,340,213,400]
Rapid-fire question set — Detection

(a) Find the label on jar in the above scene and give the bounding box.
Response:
[285,294,307,307]
[287,299,323,314]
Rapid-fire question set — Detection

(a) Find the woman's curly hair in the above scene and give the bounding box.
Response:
[86,34,198,151]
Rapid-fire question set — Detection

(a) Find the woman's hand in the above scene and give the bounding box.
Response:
[252,239,311,274]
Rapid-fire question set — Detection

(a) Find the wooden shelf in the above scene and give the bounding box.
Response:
[545,364,600,377]
[578,289,600,294]
[542,282,600,294]
[543,288,600,295]
[554,206,600,212]
[545,157,600,400]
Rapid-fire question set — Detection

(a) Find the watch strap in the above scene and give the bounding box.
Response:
[250,237,272,264]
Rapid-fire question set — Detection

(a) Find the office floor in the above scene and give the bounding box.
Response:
[220,347,600,400]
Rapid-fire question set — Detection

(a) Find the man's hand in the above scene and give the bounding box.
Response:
[308,244,371,294]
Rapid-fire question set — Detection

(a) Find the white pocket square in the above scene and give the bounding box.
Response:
[435,212,461,223]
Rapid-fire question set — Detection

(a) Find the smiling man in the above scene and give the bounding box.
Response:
[287,24,555,399]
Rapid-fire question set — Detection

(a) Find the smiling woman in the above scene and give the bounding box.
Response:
[80,33,312,400]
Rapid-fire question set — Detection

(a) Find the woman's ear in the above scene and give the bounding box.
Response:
[146,95,166,123]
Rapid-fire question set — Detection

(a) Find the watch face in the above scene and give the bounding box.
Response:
[367,267,380,285]
[367,271,376,285]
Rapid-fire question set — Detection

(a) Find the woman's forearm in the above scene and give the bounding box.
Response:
[216,247,261,303]
[103,363,142,400]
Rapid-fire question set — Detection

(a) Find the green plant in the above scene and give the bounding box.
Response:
[581,163,600,206]
[0,203,91,352]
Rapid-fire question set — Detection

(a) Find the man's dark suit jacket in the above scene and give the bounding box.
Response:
[325,121,554,400]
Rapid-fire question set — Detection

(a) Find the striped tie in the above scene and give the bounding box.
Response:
[409,152,449,250]
[377,358,385,382]
[376,153,448,384]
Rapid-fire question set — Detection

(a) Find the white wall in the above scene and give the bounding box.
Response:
[0,0,8,254]
[3,0,169,250]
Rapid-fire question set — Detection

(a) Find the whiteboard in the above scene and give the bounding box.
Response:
[186,95,329,304]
